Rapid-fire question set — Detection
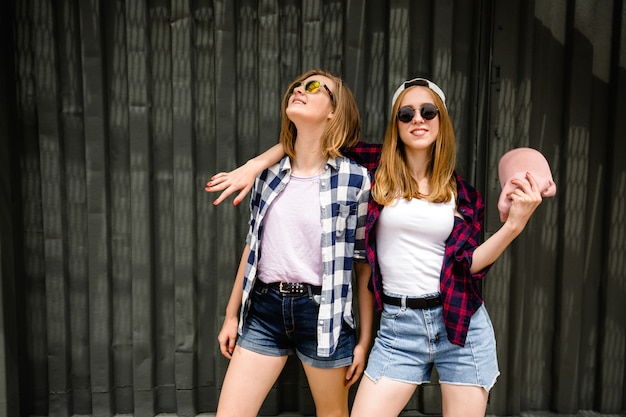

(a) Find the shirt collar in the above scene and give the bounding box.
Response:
[277,155,339,174]
[326,156,341,172]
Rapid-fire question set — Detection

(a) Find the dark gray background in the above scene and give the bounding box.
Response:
[1,0,624,416]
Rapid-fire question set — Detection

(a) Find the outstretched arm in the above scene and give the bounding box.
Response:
[206,143,284,206]
[470,172,543,273]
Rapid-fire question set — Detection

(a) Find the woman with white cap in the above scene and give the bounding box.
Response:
[207,77,544,417]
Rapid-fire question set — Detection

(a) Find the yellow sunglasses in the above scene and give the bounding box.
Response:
[291,80,334,104]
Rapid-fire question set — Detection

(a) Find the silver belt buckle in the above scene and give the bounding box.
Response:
[279,282,304,294]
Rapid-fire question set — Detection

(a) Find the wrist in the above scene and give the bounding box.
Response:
[501,219,523,237]
[356,334,372,347]
[245,157,262,169]
[246,157,269,176]
[224,309,239,320]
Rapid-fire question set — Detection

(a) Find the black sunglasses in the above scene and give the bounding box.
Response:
[396,103,439,123]
[291,80,334,104]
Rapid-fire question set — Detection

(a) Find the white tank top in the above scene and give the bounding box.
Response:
[257,174,323,286]
[376,197,455,296]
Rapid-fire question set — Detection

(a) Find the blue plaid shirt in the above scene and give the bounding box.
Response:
[240,155,371,356]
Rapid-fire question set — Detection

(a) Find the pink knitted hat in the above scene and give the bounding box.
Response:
[498,147,556,222]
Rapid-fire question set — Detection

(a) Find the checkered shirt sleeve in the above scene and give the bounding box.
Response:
[317,157,370,356]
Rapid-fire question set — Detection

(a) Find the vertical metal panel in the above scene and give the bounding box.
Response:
[171,1,197,415]
[0,1,20,416]
[212,0,243,415]
[598,2,626,412]
[105,0,141,412]
[302,0,323,71]
[360,0,386,142]
[78,0,116,414]
[258,0,281,150]
[554,2,592,409]
[343,0,366,101]
[60,0,92,412]
[32,1,72,416]
[193,0,219,412]
[125,0,158,414]
[1,0,625,416]
[11,0,49,414]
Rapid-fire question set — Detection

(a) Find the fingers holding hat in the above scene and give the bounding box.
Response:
[504,172,543,230]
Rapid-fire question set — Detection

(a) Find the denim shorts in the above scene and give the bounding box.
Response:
[364,293,500,391]
[237,281,356,369]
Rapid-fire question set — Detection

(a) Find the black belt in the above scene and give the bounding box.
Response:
[256,281,322,296]
[383,294,441,309]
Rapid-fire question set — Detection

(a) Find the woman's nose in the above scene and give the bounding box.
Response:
[292,82,305,94]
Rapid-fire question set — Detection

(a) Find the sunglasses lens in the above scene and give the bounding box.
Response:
[397,106,415,123]
[421,103,439,120]
[305,80,321,94]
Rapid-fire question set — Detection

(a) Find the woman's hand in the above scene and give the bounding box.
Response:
[503,172,544,233]
[206,143,284,206]
[217,315,239,359]
[205,160,259,206]
[345,343,368,387]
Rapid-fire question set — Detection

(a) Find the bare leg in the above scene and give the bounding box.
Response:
[440,383,489,417]
[301,362,351,417]
[350,375,418,417]
[216,346,288,417]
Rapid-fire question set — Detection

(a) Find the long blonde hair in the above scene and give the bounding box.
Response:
[279,69,360,159]
[372,86,457,205]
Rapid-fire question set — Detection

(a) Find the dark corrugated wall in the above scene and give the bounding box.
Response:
[486,1,626,415]
[0,0,624,416]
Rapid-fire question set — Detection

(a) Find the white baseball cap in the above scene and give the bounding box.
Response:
[391,78,447,110]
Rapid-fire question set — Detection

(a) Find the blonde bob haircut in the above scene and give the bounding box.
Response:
[372,85,457,206]
[279,69,361,159]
